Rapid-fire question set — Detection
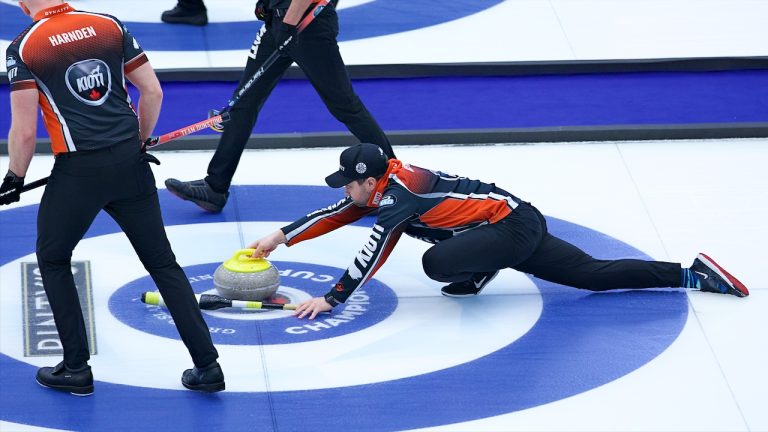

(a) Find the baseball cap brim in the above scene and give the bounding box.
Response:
[325,170,352,188]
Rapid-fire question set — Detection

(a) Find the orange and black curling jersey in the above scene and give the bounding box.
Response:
[6,3,148,154]
[281,160,524,304]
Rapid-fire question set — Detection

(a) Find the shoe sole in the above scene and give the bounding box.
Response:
[697,253,749,297]
[440,291,479,298]
[166,184,224,213]
[37,378,94,396]
[440,271,500,298]
[182,381,226,393]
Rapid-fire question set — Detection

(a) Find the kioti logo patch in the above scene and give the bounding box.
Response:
[65,59,111,106]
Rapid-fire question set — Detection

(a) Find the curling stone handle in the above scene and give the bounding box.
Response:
[233,248,260,261]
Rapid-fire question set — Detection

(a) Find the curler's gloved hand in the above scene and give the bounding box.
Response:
[0,170,24,205]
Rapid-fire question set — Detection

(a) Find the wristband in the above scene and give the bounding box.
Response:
[323,293,341,308]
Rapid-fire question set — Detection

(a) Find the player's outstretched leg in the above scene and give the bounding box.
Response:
[689,253,749,297]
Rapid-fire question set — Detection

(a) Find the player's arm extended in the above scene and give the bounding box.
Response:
[323,219,409,307]
[8,88,38,177]
[293,220,409,320]
[248,197,374,259]
[282,197,376,246]
[292,191,415,319]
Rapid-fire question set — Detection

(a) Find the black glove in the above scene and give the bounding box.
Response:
[138,138,161,165]
[141,153,161,165]
[254,0,269,21]
[0,170,25,205]
[273,20,298,57]
[207,109,225,133]
[141,137,158,153]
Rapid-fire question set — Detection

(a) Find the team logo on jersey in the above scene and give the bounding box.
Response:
[5,55,16,68]
[350,224,385,280]
[379,195,396,207]
[65,59,111,106]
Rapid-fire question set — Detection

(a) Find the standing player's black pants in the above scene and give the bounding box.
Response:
[422,202,681,290]
[36,142,219,368]
[204,0,394,193]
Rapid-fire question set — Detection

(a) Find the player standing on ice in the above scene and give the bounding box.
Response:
[2,0,224,395]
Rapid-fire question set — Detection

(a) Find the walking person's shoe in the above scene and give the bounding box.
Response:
[161,4,208,26]
[165,178,229,213]
[182,361,225,393]
[36,361,94,396]
[441,270,499,297]
[690,253,749,297]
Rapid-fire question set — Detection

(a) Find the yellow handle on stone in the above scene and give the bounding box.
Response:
[233,248,259,261]
[222,249,271,273]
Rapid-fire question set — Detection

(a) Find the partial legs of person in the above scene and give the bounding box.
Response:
[161,0,208,26]
[513,204,749,297]
[511,205,749,297]
[165,25,294,212]
[34,155,112,396]
[422,202,749,298]
[422,203,545,297]
[35,144,225,396]
[167,4,394,212]
[514,236,681,291]
[294,3,395,159]
[106,154,224,392]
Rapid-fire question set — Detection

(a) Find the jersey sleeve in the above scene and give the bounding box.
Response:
[119,21,148,73]
[323,188,417,306]
[281,197,376,246]
[6,45,37,92]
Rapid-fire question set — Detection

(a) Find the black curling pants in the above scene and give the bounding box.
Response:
[36,142,218,368]
[205,1,394,193]
[422,202,681,291]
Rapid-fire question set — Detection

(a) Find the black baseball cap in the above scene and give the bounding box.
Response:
[325,143,389,188]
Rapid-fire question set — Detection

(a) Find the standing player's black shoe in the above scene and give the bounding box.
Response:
[182,361,225,393]
[690,253,749,297]
[161,5,208,26]
[165,178,229,213]
[36,362,94,396]
[441,270,499,297]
